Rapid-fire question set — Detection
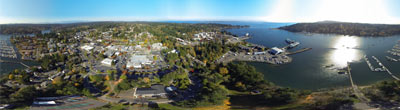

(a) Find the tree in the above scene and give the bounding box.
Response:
[82,88,92,97]
[219,67,229,75]
[143,77,150,83]
[10,86,37,104]
[57,67,62,72]
[52,76,63,86]
[105,75,110,81]
[120,74,127,80]
[153,56,157,61]
[262,88,300,105]
[8,74,14,80]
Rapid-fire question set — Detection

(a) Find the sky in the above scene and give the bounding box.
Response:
[0,0,399,24]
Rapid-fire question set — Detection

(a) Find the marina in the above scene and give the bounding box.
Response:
[372,56,400,81]
[0,40,17,58]
[226,22,400,90]
[363,55,376,71]
[385,56,399,62]
[387,41,400,56]
[284,38,300,49]
[371,56,386,72]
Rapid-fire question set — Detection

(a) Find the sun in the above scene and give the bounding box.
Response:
[314,0,394,23]
[265,0,398,24]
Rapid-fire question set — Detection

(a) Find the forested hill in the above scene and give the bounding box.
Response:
[278,21,400,36]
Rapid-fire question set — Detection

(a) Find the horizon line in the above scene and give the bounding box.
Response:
[0,19,398,25]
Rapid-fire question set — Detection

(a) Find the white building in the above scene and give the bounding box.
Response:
[269,47,284,55]
[151,43,164,50]
[127,55,152,68]
[101,58,114,66]
[80,45,94,52]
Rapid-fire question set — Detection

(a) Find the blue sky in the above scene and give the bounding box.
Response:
[0,0,399,24]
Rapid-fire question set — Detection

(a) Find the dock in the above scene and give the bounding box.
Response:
[372,56,400,81]
[286,48,312,55]
[347,62,370,102]
[0,40,17,58]
[386,56,399,62]
[363,55,375,71]
[0,59,30,68]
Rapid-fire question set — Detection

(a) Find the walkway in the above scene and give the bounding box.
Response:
[347,62,370,102]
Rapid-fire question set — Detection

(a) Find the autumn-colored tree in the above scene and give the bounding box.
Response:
[74,83,80,87]
[219,67,229,75]
[52,76,63,86]
[9,74,14,80]
[122,70,128,74]
[143,77,150,83]
[105,75,110,81]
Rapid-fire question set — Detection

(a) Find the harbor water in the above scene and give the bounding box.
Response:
[224,22,400,90]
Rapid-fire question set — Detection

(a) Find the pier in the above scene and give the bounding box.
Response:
[347,62,370,102]
[0,59,30,68]
[363,55,375,71]
[385,56,399,62]
[286,48,312,55]
[0,40,17,59]
[372,56,400,81]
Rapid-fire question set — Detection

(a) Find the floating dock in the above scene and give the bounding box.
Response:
[0,40,17,58]
[373,56,400,81]
[286,48,312,55]
[386,56,399,62]
[371,56,386,72]
[364,55,375,71]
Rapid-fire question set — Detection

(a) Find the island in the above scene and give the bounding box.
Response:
[278,21,400,36]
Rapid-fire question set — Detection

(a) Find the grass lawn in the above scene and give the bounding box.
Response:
[157,103,190,110]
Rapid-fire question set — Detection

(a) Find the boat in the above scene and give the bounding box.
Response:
[285,38,295,44]
[338,69,347,74]
[288,42,300,48]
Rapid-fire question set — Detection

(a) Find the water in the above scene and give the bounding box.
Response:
[222,22,400,90]
[0,34,39,75]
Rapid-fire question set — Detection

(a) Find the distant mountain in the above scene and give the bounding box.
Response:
[278,21,400,36]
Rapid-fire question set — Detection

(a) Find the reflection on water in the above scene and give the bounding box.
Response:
[330,36,361,67]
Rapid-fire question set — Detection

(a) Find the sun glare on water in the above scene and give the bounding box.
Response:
[330,36,361,67]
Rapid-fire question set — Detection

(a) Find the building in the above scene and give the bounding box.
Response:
[151,43,164,50]
[33,101,56,105]
[127,55,152,68]
[133,85,167,98]
[80,45,94,52]
[254,52,266,55]
[101,58,114,66]
[269,47,284,55]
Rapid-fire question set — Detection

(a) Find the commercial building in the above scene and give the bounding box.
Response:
[80,45,94,52]
[127,55,152,68]
[269,47,284,55]
[101,58,114,66]
[133,85,167,98]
